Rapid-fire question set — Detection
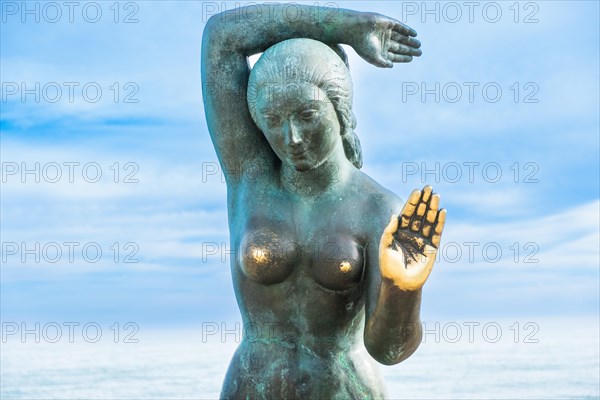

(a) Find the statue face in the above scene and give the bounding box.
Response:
[254,82,341,172]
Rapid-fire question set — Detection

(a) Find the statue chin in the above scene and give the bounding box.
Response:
[288,155,331,173]
[294,163,312,172]
[284,158,314,172]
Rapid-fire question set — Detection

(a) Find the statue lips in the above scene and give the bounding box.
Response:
[290,149,307,158]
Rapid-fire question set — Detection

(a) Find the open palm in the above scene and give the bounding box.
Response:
[379,186,446,291]
[350,12,422,68]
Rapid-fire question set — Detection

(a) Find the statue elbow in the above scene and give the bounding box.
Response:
[365,329,423,365]
[203,13,222,41]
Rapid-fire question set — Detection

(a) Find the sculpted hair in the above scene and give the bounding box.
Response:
[247,38,362,169]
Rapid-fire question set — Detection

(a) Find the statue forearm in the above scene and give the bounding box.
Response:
[203,4,359,55]
[364,280,423,365]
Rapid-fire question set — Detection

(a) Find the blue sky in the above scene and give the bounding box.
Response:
[1,0,598,328]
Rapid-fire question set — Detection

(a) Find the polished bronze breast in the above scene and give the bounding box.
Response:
[238,228,364,291]
[310,235,365,291]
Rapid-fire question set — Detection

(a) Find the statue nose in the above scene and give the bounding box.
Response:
[283,120,303,147]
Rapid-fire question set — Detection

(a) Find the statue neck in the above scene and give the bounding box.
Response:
[280,142,353,197]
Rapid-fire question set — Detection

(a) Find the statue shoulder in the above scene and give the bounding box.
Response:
[351,170,404,224]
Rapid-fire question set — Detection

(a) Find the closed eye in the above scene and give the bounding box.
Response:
[263,114,281,126]
[300,109,318,121]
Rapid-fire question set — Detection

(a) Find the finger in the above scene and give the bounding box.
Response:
[389,42,422,56]
[400,189,421,228]
[387,52,413,63]
[381,214,399,247]
[410,185,433,232]
[376,53,394,68]
[410,186,431,232]
[431,209,446,248]
[391,32,421,48]
[426,194,440,224]
[421,185,433,203]
[393,21,417,37]
[422,220,434,238]
[422,194,439,238]
[434,209,446,235]
[416,202,427,218]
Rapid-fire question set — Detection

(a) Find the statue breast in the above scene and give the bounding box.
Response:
[238,227,365,291]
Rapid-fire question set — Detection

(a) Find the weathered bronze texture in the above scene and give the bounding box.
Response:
[201,4,446,399]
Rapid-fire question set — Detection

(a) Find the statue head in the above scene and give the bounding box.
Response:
[247,38,362,170]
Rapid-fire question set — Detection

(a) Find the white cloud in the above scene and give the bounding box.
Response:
[441,200,599,271]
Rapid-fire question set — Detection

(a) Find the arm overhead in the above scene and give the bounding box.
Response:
[201,4,421,183]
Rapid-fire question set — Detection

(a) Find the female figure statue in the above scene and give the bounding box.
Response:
[201,4,446,399]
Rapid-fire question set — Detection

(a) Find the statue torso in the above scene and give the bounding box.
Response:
[229,172,372,333]
[220,170,392,399]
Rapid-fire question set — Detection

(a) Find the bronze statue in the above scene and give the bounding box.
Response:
[201,4,446,399]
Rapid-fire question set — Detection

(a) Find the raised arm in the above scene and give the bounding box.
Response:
[201,4,421,183]
[364,186,446,365]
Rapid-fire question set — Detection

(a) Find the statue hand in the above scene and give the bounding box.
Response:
[379,186,446,291]
[350,13,422,68]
